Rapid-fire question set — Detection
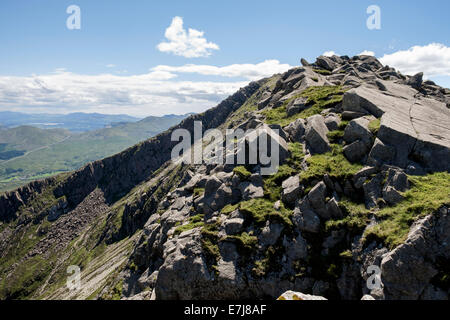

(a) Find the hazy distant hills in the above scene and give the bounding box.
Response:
[0,111,141,132]
[0,113,190,191]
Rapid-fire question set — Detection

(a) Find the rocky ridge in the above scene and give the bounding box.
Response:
[0,54,449,300]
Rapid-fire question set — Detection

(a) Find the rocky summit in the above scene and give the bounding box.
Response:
[0,54,449,300]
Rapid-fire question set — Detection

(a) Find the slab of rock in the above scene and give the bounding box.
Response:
[278,290,327,300]
[343,83,450,171]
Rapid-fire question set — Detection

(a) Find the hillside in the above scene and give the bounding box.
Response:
[0,55,449,300]
[0,126,71,159]
[0,112,141,132]
[0,114,189,192]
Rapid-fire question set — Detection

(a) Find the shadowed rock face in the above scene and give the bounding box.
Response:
[381,206,450,300]
[1,54,449,301]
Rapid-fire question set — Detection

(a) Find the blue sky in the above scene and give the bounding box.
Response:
[0,0,449,116]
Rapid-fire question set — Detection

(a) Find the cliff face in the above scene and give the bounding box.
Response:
[0,55,449,300]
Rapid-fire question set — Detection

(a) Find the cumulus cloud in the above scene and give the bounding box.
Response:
[0,69,246,117]
[0,59,293,117]
[358,50,375,56]
[323,51,337,57]
[379,43,450,77]
[157,16,219,58]
[151,60,292,80]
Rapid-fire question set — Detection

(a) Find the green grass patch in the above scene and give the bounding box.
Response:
[193,187,205,197]
[262,86,345,127]
[221,203,239,215]
[325,199,370,234]
[313,69,332,75]
[300,144,363,184]
[227,231,258,251]
[239,198,293,227]
[327,130,345,143]
[287,142,305,170]
[363,172,450,249]
[368,119,381,135]
[174,214,205,236]
[263,165,296,201]
[233,166,252,180]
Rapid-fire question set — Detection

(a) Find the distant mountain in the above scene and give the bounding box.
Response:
[0,111,142,132]
[0,114,190,191]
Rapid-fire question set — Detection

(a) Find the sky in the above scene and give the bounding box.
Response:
[0,0,449,117]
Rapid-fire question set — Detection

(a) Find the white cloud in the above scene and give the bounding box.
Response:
[0,70,246,117]
[358,50,375,56]
[157,16,219,58]
[0,60,293,117]
[106,64,116,68]
[151,60,292,80]
[379,43,450,77]
[323,51,337,57]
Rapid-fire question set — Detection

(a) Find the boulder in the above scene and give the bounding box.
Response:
[315,56,337,71]
[307,181,330,219]
[367,138,396,167]
[325,197,343,219]
[363,173,383,208]
[406,72,423,90]
[300,58,310,67]
[382,186,404,206]
[292,201,321,233]
[305,115,331,154]
[324,113,341,131]
[384,168,409,192]
[239,181,264,201]
[222,217,245,235]
[259,221,284,247]
[284,119,306,142]
[281,175,302,206]
[286,97,308,117]
[343,117,373,147]
[343,140,369,163]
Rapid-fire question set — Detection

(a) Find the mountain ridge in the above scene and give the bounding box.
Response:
[0,55,449,300]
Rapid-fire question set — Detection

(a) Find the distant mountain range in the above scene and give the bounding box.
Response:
[0,111,142,132]
[0,113,191,191]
